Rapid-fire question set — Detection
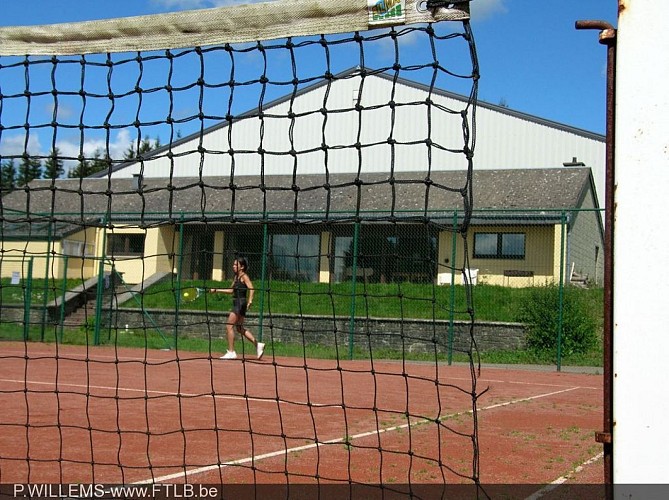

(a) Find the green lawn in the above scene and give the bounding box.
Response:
[0,280,604,366]
[1,278,603,324]
[122,279,603,324]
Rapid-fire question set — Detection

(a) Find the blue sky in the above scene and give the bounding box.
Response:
[0,0,617,168]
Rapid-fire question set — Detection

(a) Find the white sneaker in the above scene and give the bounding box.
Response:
[220,351,237,360]
[256,343,265,360]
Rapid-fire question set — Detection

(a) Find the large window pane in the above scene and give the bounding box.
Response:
[333,236,353,282]
[334,225,435,283]
[501,233,525,258]
[107,233,145,256]
[222,226,264,280]
[474,233,497,258]
[270,233,319,282]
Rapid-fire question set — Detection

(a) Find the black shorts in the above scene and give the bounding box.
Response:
[233,301,247,317]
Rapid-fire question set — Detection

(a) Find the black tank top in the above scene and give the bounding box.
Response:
[233,276,248,301]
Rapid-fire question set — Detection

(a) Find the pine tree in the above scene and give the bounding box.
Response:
[89,150,111,176]
[1,159,17,195]
[67,149,111,178]
[68,157,91,178]
[123,137,160,161]
[17,155,42,186]
[43,148,65,179]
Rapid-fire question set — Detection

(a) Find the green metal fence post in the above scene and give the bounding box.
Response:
[58,256,68,343]
[93,261,105,346]
[174,213,185,348]
[258,222,269,342]
[348,222,360,360]
[24,257,34,341]
[448,210,458,365]
[556,210,567,371]
[94,216,108,346]
[40,221,53,341]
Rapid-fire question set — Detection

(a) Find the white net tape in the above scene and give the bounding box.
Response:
[0,0,470,56]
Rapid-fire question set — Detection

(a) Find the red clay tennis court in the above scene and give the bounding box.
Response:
[0,341,603,496]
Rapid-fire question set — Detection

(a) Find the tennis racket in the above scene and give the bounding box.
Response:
[180,287,206,303]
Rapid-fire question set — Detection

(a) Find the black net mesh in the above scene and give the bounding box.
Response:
[0,6,482,493]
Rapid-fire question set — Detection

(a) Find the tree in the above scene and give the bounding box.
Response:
[68,158,91,179]
[89,150,111,176]
[68,149,111,178]
[123,136,161,161]
[43,148,65,179]
[17,155,42,186]
[1,159,17,195]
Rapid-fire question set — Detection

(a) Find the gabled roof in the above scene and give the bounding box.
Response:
[1,167,598,238]
[90,66,604,179]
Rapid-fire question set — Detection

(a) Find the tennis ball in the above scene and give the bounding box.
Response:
[184,292,189,297]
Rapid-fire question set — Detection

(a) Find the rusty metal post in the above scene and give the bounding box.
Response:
[575,19,616,494]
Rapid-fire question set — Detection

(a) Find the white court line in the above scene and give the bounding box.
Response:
[479,378,600,391]
[2,374,590,484]
[138,386,584,484]
[1,366,594,484]
[0,349,236,364]
[0,378,317,406]
[525,451,604,499]
[135,415,430,484]
[474,386,582,411]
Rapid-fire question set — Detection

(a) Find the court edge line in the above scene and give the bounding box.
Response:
[139,386,583,484]
[524,451,604,500]
[0,378,309,406]
[0,377,592,409]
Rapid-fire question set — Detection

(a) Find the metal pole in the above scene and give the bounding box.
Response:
[556,211,566,372]
[175,213,185,347]
[40,221,53,341]
[58,256,68,343]
[93,216,108,346]
[575,19,615,490]
[257,222,269,342]
[447,210,458,365]
[348,222,360,360]
[24,257,34,341]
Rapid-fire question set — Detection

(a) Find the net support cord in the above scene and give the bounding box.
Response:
[0,0,470,56]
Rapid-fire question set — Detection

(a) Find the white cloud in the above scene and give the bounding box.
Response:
[1,129,131,159]
[0,129,133,176]
[151,0,209,8]
[150,0,265,10]
[56,129,131,161]
[0,134,43,158]
[470,0,508,22]
[54,129,133,174]
[46,102,75,121]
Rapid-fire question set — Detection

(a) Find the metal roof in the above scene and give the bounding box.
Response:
[89,66,605,178]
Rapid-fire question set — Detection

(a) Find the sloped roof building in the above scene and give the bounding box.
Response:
[91,67,606,201]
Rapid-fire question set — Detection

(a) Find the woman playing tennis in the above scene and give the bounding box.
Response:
[211,257,265,360]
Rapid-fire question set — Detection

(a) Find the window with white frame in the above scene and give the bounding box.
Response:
[62,239,95,257]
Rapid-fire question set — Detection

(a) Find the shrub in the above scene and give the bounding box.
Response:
[517,284,599,355]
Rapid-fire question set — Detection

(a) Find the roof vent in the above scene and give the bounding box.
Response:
[563,157,586,167]
[132,174,143,191]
